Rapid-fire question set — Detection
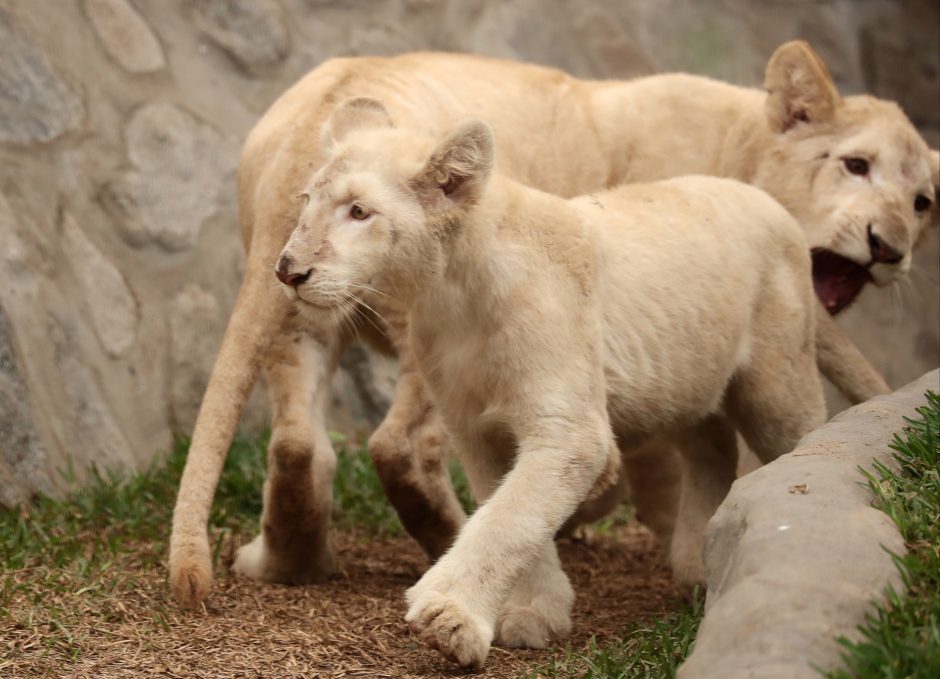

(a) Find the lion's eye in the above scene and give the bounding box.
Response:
[914,194,932,213]
[349,204,371,220]
[843,157,870,176]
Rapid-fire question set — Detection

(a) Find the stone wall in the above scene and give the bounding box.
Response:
[1,0,937,504]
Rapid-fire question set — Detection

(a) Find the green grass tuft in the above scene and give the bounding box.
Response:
[827,390,940,679]
[0,430,473,666]
[528,590,703,679]
[0,431,473,580]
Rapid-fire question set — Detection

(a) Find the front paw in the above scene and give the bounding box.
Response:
[405,587,493,669]
[169,538,213,607]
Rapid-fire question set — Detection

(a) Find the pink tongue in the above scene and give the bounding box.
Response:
[811,251,872,316]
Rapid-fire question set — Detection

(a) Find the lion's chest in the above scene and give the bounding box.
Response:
[410,300,520,433]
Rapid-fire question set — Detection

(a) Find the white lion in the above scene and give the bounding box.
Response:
[273,102,826,667]
[169,41,938,608]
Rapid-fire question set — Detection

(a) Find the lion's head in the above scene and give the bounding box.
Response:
[274,97,492,327]
[756,40,939,315]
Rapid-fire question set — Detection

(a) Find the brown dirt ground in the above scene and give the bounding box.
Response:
[3,524,681,679]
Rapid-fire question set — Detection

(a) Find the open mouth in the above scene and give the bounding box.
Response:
[811,248,873,316]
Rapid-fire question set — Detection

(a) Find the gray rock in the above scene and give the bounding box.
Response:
[101,102,233,251]
[61,212,139,358]
[0,7,84,144]
[0,304,51,507]
[83,0,166,74]
[0,0,935,513]
[169,284,221,433]
[48,316,135,471]
[193,0,289,75]
[337,341,398,426]
[858,0,939,129]
[679,370,939,679]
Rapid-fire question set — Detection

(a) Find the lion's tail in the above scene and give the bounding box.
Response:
[815,303,890,405]
[169,241,287,606]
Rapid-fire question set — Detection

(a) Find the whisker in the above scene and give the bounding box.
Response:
[910,262,938,288]
[337,295,363,344]
[346,290,389,338]
[348,281,394,302]
[889,280,903,325]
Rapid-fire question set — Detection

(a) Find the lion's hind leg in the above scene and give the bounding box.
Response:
[726,294,827,466]
[493,541,574,649]
[232,322,342,583]
[669,415,739,589]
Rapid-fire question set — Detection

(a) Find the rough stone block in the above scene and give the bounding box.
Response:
[679,370,938,679]
[84,0,166,74]
[0,7,84,144]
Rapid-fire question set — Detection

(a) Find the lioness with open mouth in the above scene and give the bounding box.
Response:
[169,41,938,607]
[274,100,826,668]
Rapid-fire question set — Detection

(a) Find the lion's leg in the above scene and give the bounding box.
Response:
[560,436,681,542]
[369,347,465,560]
[450,430,574,650]
[169,252,289,606]
[726,335,827,465]
[557,462,628,535]
[814,300,889,404]
[494,540,574,649]
[622,440,681,541]
[669,415,738,589]
[232,322,342,583]
[405,417,609,668]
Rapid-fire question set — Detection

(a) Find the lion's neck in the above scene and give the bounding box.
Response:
[589,73,774,187]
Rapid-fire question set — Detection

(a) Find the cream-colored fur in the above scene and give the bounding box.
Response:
[274,108,825,667]
[168,42,939,607]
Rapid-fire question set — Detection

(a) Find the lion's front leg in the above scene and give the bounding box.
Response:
[369,346,465,560]
[405,414,612,668]
[232,325,342,584]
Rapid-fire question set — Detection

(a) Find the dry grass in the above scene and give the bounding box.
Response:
[2,526,679,678]
[1,436,683,678]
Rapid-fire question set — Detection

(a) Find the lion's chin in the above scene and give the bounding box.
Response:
[291,295,351,327]
[811,248,872,316]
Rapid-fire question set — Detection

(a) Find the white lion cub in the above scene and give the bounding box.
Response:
[277,98,827,668]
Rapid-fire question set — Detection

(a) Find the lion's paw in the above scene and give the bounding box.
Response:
[232,533,337,584]
[231,535,267,580]
[405,591,492,669]
[669,534,706,591]
[494,604,571,649]
[169,543,213,608]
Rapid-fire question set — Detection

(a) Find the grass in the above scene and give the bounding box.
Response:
[0,433,458,663]
[0,428,686,677]
[827,390,940,679]
[5,393,936,677]
[529,591,703,679]
[0,431,474,579]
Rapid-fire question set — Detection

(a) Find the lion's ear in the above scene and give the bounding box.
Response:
[322,97,393,148]
[764,41,841,133]
[415,119,494,215]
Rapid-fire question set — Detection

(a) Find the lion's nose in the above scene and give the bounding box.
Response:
[275,255,313,288]
[867,226,904,265]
